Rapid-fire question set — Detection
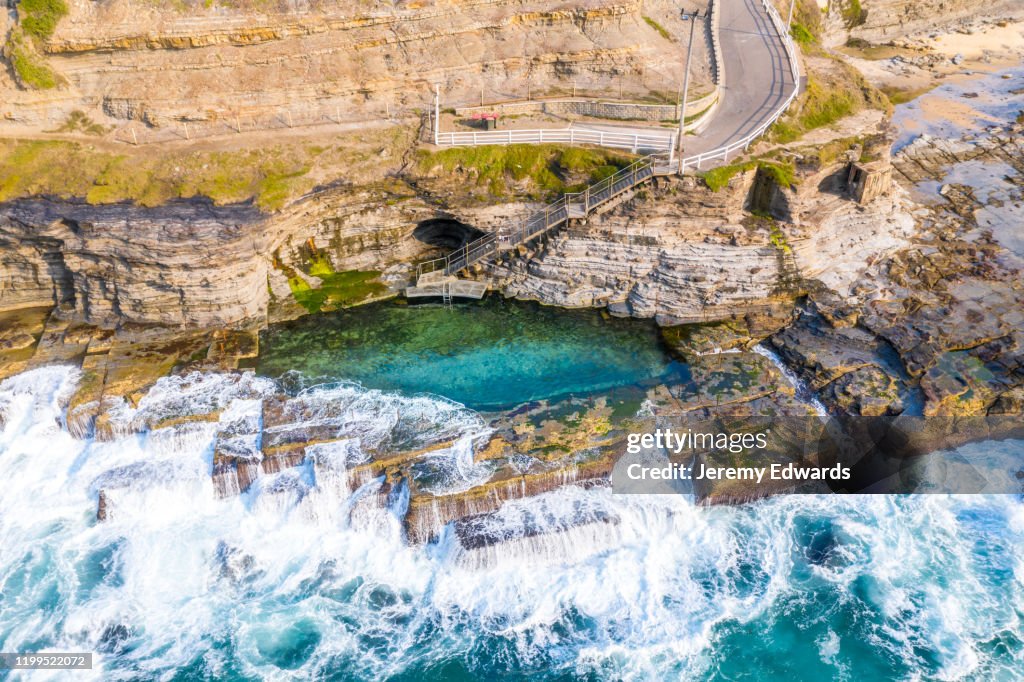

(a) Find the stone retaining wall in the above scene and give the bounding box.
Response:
[709,0,724,86]
[454,90,719,124]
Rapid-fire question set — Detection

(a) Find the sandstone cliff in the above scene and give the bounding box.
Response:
[2,0,712,133]
[483,156,914,327]
[0,183,441,328]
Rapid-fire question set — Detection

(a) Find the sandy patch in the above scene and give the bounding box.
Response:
[914,97,1005,129]
[841,18,1024,99]
[929,22,1024,61]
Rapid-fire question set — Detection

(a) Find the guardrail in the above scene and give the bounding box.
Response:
[435,127,676,153]
[678,0,801,173]
[416,153,673,278]
[432,0,800,175]
[417,0,802,279]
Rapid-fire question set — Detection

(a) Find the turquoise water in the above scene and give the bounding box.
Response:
[258,297,687,410]
[1,366,1021,682]
[5,65,1024,682]
[1,345,1023,681]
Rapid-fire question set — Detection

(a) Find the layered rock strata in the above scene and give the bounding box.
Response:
[770,125,1024,417]
[3,0,712,130]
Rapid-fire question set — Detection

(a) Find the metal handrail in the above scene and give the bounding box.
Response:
[417,0,801,278]
[436,128,676,153]
[416,153,669,278]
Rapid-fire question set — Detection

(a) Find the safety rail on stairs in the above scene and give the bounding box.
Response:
[416,153,673,279]
[414,0,802,282]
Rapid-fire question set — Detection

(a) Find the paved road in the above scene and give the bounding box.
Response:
[520,0,795,162]
[681,0,797,161]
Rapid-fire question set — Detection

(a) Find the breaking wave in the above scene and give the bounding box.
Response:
[1,366,1022,680]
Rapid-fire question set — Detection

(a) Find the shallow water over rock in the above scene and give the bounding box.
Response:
[892,66,1024,150]
[257,297,688,410]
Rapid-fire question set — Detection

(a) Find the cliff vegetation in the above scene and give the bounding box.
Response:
[0,126,413,210]
[415,145,634,202]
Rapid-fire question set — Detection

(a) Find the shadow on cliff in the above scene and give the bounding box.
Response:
[746,166,793,222]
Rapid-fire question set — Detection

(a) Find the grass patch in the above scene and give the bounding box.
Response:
[702,161,757,192]
[840,0,866,29]
[642,16,673,41]
[0,132,417,209]
[760,161,795,189]
[800,80,857,129]
[770,60,889,143]
[789,0,824,43]
[768,222,792,254]
[417,144,633,200]
[842,39,916,61]
[255,164,312,211]
[18,0,69,41]
[5,29,62,89]
[54,110,109,136]
[881,84,935,106]
[791,23,815,46]
[700,159,795,192]
[808,136,864,167]
[288,265,388,313]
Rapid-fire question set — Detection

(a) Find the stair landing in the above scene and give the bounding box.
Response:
[406,275,488,300]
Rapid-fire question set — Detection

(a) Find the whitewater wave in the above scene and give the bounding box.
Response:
[1,367,1022,680]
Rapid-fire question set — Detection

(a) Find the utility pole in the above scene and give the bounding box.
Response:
[434,84,440,145]
[677,9,705,171]
[787,0,797,28]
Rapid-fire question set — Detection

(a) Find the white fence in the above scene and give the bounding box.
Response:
[431,0,801,175]
[678,0,802,172]
[435,127,677,153]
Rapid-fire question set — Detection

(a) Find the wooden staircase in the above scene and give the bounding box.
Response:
[407,153,673,300]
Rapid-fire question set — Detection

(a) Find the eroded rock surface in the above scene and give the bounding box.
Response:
[770,124,1024,417]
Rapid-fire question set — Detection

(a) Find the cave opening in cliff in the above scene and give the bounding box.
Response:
[413,218,485,251]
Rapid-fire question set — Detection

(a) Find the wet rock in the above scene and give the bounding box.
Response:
[212,455,262,498]
[97,623,132,654]
[850,123,1024,416]
[768,307,913,416]
[0,331,35,352]
[405,458,613,544]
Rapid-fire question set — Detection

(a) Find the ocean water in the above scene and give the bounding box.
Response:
[258,298,687,410]
[1,366,1022,681]
[3,61,1024,682]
